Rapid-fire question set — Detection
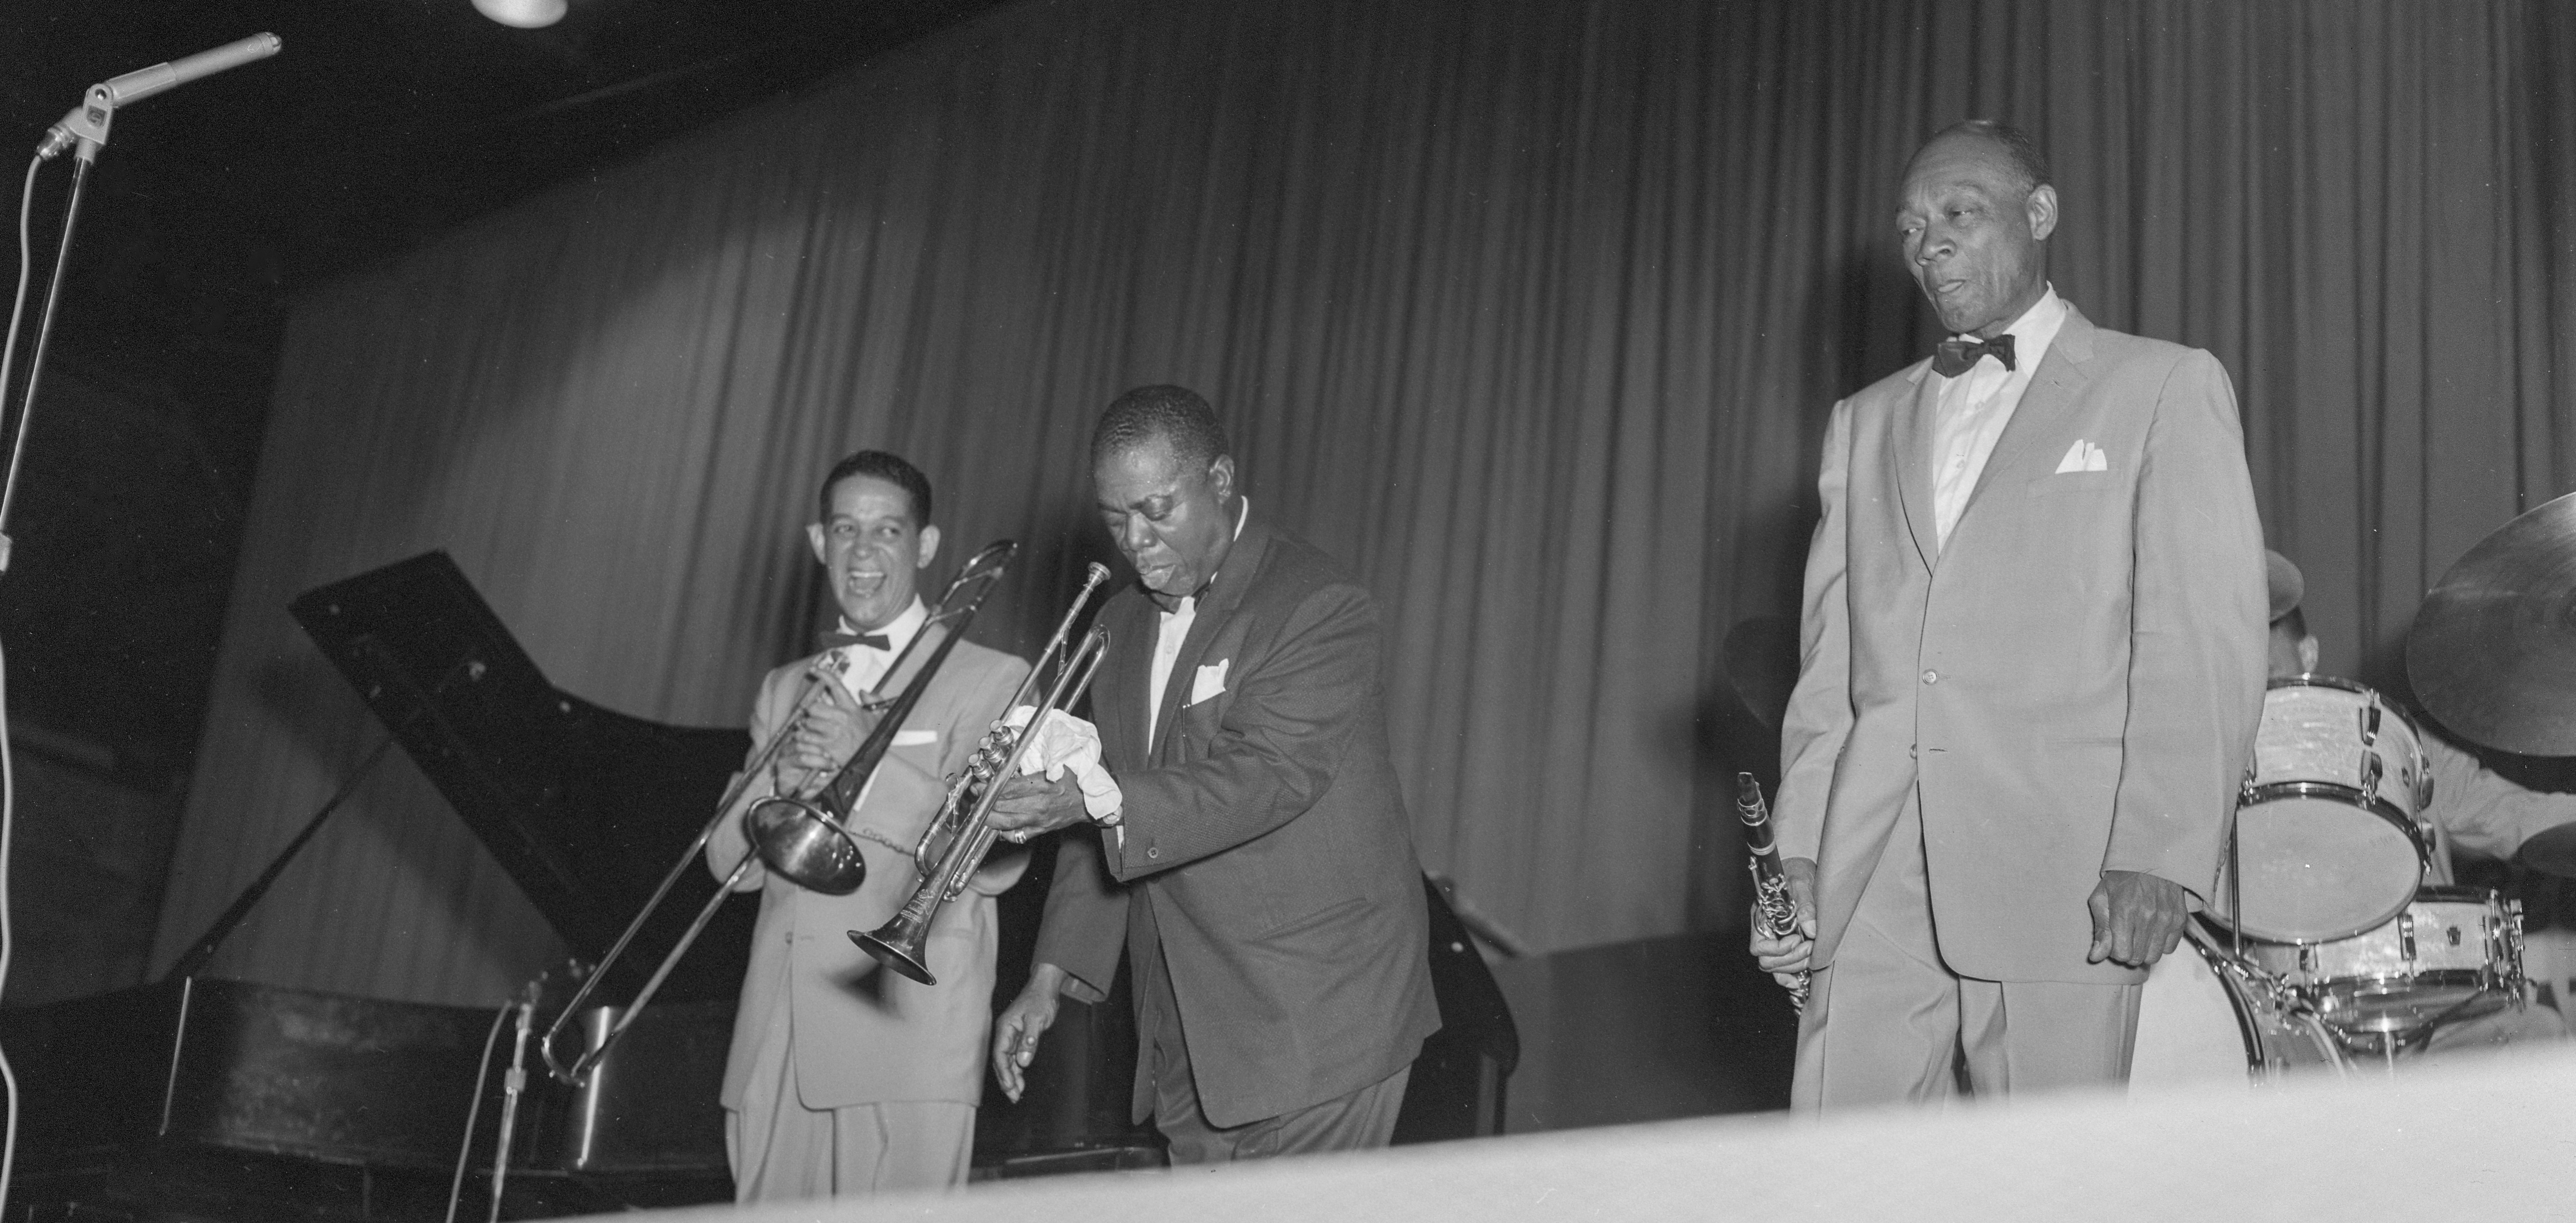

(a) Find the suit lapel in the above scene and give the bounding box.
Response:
[1149,513,1271,766]
[1960,304,2099,520]
[1890,362,1941,570]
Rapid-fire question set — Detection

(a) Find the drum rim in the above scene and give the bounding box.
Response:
[2409,884,2504,906]
[2181,925,2275,1078]
[2300,970,2499,994]
[2268,672,2376,696]
[2207,794,2426,942]
[2238,781,2427,847]
[2265,673,2430,744]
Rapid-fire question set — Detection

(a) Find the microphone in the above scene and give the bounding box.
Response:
[99,33,283,107]
[38,33,283,159]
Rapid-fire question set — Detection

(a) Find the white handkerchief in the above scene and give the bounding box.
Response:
[1002,706,1123,819]
[2054,440,2109,474]
[891,728,939,747]
[1191,659,1230,706]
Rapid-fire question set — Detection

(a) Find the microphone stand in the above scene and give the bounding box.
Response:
[3,32,283,573]
[0,142,97,576]
[488,980,539,1223]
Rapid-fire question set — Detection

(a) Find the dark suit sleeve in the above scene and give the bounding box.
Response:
[1103,582,1379,881]
[1032,828,1126,1003]
[2103,349,2268,898]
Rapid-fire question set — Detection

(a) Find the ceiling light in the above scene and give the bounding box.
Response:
[472,0,567,29]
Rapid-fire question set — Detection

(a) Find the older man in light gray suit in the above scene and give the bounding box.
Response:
[1750,120,2268,1108]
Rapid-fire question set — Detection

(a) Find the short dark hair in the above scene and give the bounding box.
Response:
[1936,119,2051,196]
[817,449,933,527]
[2273,605,2308,639]
[1092,385,1231,471]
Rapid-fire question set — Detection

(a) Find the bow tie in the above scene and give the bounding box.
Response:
[820,628,892,652]
[1931,333,2016,378]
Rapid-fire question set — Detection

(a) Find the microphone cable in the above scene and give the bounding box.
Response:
[0,149,52,1223]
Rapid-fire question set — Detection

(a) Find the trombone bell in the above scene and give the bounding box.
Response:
[744,795,868,896]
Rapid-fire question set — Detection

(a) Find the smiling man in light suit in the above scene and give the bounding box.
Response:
[707,450,1029,1198]
[1749,121,2268,1106]
[982,385,1439,1163]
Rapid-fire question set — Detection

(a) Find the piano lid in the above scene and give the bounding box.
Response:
[290,551,753,1002]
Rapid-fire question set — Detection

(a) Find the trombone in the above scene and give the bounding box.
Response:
[854,563,1113,985]
[539,540,1017,1086]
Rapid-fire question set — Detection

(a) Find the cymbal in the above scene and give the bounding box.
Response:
[1722,616,1800,731]
[2408,491,2576,756]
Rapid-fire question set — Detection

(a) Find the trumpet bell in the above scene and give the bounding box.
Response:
[851,913,938,985]
[745,795,868,895]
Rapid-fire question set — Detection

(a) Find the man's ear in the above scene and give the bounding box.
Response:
[807,522,829,567]
[916,523,941,568]
[2025,183,2058,243]
[1208,454,1236,502]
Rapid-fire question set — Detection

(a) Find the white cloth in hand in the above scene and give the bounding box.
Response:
[1001,706,1123,820]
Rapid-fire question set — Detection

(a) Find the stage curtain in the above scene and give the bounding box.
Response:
[148,0,2576,1004]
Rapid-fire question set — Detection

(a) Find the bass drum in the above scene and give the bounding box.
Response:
[2130,924,2347,1091]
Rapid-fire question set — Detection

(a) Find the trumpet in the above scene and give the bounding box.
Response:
[854,564,1114,985]
[538,541,1017,1086]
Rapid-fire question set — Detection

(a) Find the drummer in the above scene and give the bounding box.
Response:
[2267,550,2571,1045]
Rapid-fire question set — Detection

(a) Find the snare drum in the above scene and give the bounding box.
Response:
[2243,886,2525,1037]
[2214,676,2432,943]
[2131,922,2347,1090]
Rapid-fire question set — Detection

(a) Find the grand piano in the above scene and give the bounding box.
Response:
[1,552,1514,1219]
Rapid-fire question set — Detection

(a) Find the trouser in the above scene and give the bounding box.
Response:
[1791,790,2143,1110]
[725,985,973,1200]
[1134,898,1411,1163]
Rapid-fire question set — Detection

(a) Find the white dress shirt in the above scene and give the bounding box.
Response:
[827,597,929,698]
[1146,497,1249,745]
[1928,285,2068,549]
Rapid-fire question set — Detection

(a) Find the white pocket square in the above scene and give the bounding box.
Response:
[892,728,939,747]
[2054,440,2109,474]
[1190,659,1230,706]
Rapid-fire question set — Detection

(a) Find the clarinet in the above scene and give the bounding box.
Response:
[1737,771,1810,1012]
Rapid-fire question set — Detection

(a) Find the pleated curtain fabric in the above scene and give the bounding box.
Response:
[149,0,2576,1005]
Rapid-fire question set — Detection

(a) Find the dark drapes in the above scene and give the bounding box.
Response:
[150,0,2576,1004]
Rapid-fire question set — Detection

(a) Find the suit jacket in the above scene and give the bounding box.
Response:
[1035,514,1441,1128]
[706,629,1029,1110]
[1775,303,2268,984]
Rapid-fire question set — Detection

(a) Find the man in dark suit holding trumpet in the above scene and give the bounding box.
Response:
[985,385,1440,1163]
